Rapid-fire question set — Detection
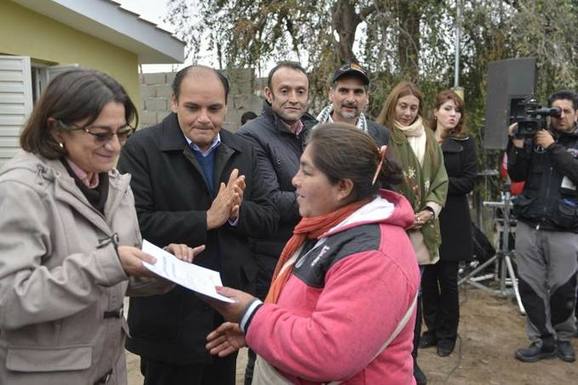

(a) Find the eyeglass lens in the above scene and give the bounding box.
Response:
[87,127,132,143]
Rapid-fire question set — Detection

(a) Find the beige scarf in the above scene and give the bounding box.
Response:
[394,116,427,165]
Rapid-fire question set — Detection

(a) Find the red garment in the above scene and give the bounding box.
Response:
[247,190,419,385]
[266,200,365,304]
[501,153,525,195]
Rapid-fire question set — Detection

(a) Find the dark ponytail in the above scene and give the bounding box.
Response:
[307,123,402,201]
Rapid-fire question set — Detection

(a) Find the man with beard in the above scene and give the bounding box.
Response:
[317,63,389,146]
[236,61,317,384]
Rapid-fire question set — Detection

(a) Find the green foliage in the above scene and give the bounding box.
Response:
[166,0,578,146]
[163,0,578,209]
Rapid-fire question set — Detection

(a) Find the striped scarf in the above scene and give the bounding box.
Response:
[316,105,368,133]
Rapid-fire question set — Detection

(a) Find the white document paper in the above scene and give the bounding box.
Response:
[141,240,234,303]
[561,176,576,191]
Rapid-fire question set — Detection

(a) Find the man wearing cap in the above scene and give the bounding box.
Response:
[237,61,317,385]
[317,63,389,146]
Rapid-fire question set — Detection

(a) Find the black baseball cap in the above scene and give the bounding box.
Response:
[332,63,369,85]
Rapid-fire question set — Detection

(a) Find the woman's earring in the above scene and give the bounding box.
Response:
[58,142,64,148]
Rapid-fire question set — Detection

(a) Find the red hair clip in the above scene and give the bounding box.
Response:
[372,145,387,186]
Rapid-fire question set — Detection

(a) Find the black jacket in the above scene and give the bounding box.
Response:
[366,119,390,147]
[118,113,278,363]
[508,127,578,232]
[439,136,477,261]
[237,102,317,289]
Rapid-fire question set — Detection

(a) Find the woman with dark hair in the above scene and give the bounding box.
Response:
[205,123,420,385]
[0,69,197,385]
[419,90,477,357]
[377,81,448,385]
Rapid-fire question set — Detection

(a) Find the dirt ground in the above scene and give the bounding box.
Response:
[126,287,578,385]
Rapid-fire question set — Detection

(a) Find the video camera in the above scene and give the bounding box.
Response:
[511,97,561,138]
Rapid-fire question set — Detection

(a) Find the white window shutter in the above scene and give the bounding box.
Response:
[0,56,33,167]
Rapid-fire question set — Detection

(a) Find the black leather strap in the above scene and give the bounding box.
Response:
[103,307,123,319]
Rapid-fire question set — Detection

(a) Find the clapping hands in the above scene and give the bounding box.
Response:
[206,169,246,230]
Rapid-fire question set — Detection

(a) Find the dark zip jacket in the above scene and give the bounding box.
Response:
[237,101,317,295]
[508,126,578,232]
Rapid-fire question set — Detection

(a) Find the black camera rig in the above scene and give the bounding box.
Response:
[511,97,561,138]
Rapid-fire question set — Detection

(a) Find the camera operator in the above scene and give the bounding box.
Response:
[508,90,578,363]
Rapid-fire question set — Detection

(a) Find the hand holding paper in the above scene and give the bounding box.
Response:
[141,240,234,303]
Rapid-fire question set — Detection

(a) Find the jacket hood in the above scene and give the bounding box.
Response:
[0,150,127,190]
[1,150,48,175]
[323,189,414,238]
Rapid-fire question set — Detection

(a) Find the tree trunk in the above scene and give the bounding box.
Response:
[397,0,421,81]
[332,0,361,64]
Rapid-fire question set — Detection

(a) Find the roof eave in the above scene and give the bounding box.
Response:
[10,0,185,64]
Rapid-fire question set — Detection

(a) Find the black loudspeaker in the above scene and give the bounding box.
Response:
[484,57,536,150]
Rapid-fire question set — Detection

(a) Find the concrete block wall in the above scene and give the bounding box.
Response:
[139,72,172,128]
[223,68,263,130]
[139,69,263,132]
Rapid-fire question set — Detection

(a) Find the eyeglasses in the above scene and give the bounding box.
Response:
[57,120,134,144]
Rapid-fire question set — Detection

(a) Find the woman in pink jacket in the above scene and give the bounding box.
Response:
[206,123,420,385]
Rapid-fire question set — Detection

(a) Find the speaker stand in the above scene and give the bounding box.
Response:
[459,191,526,315]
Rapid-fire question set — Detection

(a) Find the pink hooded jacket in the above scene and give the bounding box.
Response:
[246,190,419,385]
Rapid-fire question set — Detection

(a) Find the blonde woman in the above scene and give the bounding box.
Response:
[377,81,448,385]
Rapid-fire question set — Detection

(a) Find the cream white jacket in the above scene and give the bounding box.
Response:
[0,151,161,385]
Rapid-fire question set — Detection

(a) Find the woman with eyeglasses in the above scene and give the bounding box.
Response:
[0,69,197,385]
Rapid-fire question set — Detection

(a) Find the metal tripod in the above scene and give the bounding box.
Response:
[459,189,526,315]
